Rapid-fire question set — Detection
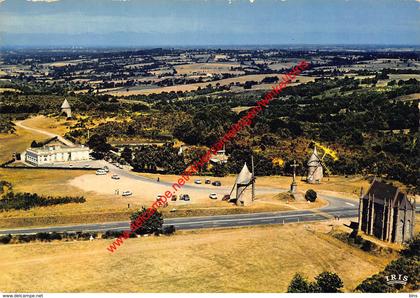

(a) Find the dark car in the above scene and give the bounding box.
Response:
[212,181,221,186]
[222,194,230,201]
[205,179,211,184]
[181,194,191,201]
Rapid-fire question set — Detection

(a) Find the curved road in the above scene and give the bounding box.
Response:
[1,118,362,235]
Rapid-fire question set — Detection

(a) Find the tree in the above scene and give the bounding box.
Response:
[356,274,393,293]
[87,134,111,159]
[121,147,133,163]
[287,273,311,293]
[315,272,344,293]
[212,163,229,177]
[130,207,163,235]
[288,271,344,293]
[305,189,317,202]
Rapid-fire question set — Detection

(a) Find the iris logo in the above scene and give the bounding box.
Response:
[385,274,409,286]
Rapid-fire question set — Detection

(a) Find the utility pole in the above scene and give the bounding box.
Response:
[251,154,255,201]
[290,160,298,193]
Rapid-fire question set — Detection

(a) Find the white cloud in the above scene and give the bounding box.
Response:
[26,0,60,2]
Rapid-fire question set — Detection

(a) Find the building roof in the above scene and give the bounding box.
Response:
[61,99,71,109]
[363,179,414,210]
[236,163,253,186]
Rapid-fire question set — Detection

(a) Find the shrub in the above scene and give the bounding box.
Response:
[17,234,36,243]
[288,272,344,293]
[305,189,317,202]
[130,207,163,235]
[315,272,343,293]
[361,240,374,252]
[356,274,393,293]
[0,192,86,211]
[0,234,12,244]
[163,225,176,235]
[287,273,311,293]
[102,230,125,239]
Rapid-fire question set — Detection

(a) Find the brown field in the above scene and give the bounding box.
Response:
[0,88,21,93]
[174,62,243,75]
[106,75,317,96]
[395,92,420,102]
[0,222,393,293]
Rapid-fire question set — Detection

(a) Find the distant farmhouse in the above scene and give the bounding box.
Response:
[24,136,90,166]
[61,99,72,118]
[359,179,416,243]
[209,147,229,164]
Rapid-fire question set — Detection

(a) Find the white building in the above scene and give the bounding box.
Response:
[25,137,90,166]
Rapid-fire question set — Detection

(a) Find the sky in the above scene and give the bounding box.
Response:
[0,0,419,47]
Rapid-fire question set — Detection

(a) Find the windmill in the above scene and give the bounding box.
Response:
[228,156,255,206]
[306,142,338,184]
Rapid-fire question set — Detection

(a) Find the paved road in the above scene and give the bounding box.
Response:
[3,118,417,236]
[0,203,359,235]
[0,119,360,235]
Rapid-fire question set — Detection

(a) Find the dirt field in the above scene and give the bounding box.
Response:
[174,62,243,75]
[106,75,317,96]
[0,221,393,293]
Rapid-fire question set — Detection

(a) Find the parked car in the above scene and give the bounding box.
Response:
[117,164,124,169]
[194,179,202,184]
[180,194,191,201]
[212,181,221,186]
[84,164,91,168]
[171,195,177,201]
[222,194,231,201]
[209,193,217,200]
[103,166,109,173]
[96,169,106,175]
[122,191,132,197]
[111,174,120,180]
[205,179,211,184]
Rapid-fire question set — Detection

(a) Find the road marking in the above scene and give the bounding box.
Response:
[171,214,311,225]
[346,202,356,206]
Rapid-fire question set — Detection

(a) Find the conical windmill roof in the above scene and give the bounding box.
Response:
[236,162,253,185]
[307,146,321,166]
[61,99,71,109]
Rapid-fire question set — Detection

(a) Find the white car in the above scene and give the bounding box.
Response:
[209,193,217,200]
[122,191,133,197]
[111,174,120,180]
[194,179,202,184]
[96,169,106,175]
